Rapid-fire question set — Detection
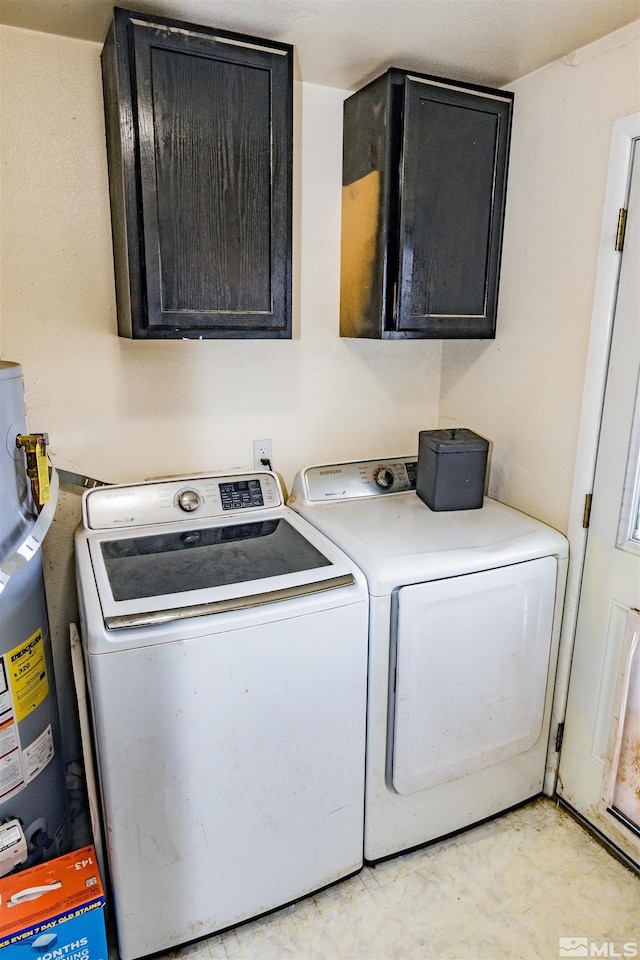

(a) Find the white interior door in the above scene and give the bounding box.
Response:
[557,137,640,867]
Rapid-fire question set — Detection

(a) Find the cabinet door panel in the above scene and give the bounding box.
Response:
[396,78,511,338]
[150,50,272,315]
[131,22,289,335]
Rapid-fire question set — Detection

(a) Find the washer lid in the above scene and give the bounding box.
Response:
[85,510,357,629]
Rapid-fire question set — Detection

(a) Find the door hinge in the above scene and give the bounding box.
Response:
[615,207,627,252]
[555,721,565,753]
[583,493,592,528]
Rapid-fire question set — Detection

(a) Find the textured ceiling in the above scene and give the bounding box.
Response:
[0,0,638,90]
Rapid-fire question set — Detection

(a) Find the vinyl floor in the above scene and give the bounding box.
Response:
[108,797,639,960]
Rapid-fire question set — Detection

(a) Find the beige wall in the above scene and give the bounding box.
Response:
[0,26,442,759]
[439,22,640,533]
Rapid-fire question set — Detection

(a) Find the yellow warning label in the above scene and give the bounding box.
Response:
[7,628,49,722]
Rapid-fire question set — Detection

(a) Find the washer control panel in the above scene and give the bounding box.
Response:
[83,472,281,530]
[294,458,418,503]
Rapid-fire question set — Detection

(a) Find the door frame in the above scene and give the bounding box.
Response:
[547,112,640,793]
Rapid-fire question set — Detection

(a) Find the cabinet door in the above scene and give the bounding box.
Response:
[103,11,292,338]
[395,77,512,339]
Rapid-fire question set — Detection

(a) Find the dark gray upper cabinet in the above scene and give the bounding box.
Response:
[102,8,293,339]
[340,69,513,339]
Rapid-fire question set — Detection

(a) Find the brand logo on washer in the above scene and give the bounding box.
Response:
[319,469,342,476]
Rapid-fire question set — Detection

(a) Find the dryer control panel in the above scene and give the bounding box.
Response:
[291,458,417,503]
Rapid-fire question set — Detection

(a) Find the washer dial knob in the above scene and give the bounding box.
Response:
[373,467,395,490]
[176,488,201,512]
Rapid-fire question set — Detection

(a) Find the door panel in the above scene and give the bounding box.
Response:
[606,610,640,832]
[392,557,557,795]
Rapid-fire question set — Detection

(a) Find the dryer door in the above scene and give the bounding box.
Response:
[391,556,557,795]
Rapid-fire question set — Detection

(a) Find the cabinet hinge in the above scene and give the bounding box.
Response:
[583,493,592,529]
[615,208,627,252]
[555,721,565,753]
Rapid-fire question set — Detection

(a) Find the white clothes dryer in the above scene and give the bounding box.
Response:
[288,456,569,862]
[75,470,369,959]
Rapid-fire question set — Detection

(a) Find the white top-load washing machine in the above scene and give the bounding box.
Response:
[75,470,369,960]
[288,456,569,862]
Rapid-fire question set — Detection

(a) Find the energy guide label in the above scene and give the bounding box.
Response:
[7,628,49,722]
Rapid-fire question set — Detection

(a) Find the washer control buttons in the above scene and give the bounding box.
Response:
[219,479,264,510]
[373,467,395,490]
[176,488,201,512]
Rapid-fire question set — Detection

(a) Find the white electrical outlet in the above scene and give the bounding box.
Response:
[253,439,272,470]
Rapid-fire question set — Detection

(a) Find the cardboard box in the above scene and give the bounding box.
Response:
[0,845,107,959]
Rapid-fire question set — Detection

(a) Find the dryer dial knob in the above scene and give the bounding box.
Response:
[177,489,201,512]
[374,467,395,490]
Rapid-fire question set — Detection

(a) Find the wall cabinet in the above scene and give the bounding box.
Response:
[102,8,293,339]
[340,69,513,339]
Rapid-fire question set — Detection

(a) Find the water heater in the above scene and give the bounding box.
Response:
[0,361,69,875]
